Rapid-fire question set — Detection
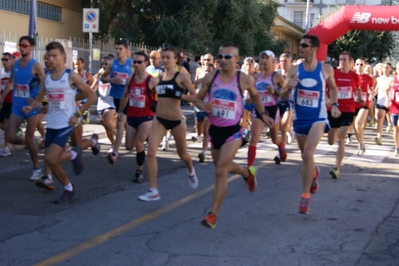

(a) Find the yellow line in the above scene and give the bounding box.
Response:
[34,166,256,266]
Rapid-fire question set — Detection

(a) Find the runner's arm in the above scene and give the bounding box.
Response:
[30,63,46,108]
[180,73,196,103]
[100,62,112,83]
[194,71,213,112]
[118,76,131,113]
[280,65,299,101]
[246,75,274,127]
[324,64,339,108]
[70,71,96,114]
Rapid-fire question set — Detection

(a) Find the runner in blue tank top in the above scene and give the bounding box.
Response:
[0,36,46,181]
[280,34,341,215]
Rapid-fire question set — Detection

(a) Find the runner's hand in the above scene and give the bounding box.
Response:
[202,102,213,112]
[266,85,275,94]
[69,115,79,127]
[117,112,125,121]
[288,74,300,90]
[40,105,48,114]
[262,113,274,128]
[111,78,122,85]
[331,106,341,118]
[22,105,32,115]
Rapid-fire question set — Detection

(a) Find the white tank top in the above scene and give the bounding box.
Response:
[45,69,77,129]
[97,80,115,111]
[376,76,391,106]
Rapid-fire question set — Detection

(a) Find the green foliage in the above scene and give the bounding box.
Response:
[82,0,282,56]
[327,30,396,62]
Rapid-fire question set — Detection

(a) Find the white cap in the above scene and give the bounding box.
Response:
[259,50,275,59]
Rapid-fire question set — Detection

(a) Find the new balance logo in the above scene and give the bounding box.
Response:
[350,12,371,24]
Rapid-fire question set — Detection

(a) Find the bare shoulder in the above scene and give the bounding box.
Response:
[287,64,299,78]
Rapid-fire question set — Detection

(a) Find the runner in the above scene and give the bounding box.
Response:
[0,52,13,156]
[37,53,51,150]
[389,62,399,155]
[118,51,157,182]
[0,36,45,180]
[196,42,274,228]
[280,34,340,214]
[138,46,199,202]
[247,50,286,168]
[327,51,363,179]
[353,58,374,156]
[195,54,214,81]
[30,41,96,203]
[146,50,162,78]
[101,39,133,164]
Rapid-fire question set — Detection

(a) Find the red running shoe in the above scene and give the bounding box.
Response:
[299,196,310,214]
[279,144,287,162]
[243,166,257,192]
[310,166,320,194]
[201,212,217,229]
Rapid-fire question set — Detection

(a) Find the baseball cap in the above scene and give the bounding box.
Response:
[12,51,21,58]
[259,50,275,59]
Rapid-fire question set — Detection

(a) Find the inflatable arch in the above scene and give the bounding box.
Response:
[307,6,399,61]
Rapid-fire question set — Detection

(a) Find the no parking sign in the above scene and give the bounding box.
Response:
[82,8,99,33]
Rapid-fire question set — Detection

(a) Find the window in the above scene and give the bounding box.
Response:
[294,11,303,28]
[0,0,61,22]
[310,13,315,28]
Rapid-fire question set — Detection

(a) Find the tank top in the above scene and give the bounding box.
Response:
[45,69,77,129]
[389,76,399,114]
[376,76,391,106]
[127,74,155,117]
[255,72,277,107]
[12,59,40,107]
[110,58,132,99]
[208,70,243,127]
[355,74,374,108]
[156,72,184,99]
[0,68,12,103]
[330,70,359,113]
[294,62,327,121]
[146,65,161,78]
[97,80,115,111]
[194,78,209,112]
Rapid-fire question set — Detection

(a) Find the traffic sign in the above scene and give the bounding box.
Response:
[82,8,99,33]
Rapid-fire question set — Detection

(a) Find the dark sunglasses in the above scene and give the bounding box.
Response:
[218,54,233,60]
[356,63,363,66]
[19,44,31,49]
[133,60,143,64]
[299,43,311,48]
[1,58,9,62]
[101,62,108,65]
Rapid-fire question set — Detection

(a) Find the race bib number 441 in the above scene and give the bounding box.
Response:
[48,92,65,109]
[14,84,30,98]
[211,99,236,120]
[297,89,319,108]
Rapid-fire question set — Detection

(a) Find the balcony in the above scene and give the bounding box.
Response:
[283,0,314,6]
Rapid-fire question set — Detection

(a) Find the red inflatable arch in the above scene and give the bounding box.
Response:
[307,6,399,61]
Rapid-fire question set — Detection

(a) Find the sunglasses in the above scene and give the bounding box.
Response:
[1,58,8,62]
[299,43,311,48]
[101,62,108,65]
[356,63,363,66]
[19,44,31,49]
[133,60,143,64]
[218,54,233,60]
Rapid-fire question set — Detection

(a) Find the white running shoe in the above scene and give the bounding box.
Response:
[286,132,292,144]
[30,168,43,181]
[0,146,11,157]
[394,148,398,157]
[162,140,169,151]
[188,168,199,189]
[138,189,160,201]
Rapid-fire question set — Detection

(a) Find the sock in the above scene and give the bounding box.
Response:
[188,167,195,177]
[34,167,41,171]
[47,174,53,180]
[91,138,96,147]
[70,150,77,160]
[248,145,256,166]
[64,183,73,191]
[163,136,167,142]
[301,193,310,199]
[201,150,206,155]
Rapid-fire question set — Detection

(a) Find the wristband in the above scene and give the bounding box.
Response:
[74,111,82,118]
[262,110,270,117]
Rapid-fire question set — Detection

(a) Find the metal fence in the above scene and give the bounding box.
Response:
[0,31,193,75]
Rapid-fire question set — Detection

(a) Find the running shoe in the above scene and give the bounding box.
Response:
[279,144,287,162]
[39,139,46,151]
[374,137,382,146]
[133,170,144,183]
[55,185,76,204]
[201,212,217,229]
[82,110,90,124]
[138,189,160,201]
[71,146,84,175]
[274,155,281,165]
[286,132,292,144]
[34,138,41,149]
[310,166,320,194]
[345,136,352,145]
[162,140,169,151]
[243,166,257,192]
[0,146,11,157]
[107,151,117,165]
[299,197,310,214]
[198,152,205,163]
[191,136,202,143]
[35,175,55,190]
[394,148,398,157]
[357,144,366,156]
[16,128,23,137]
[329,167,340,179]
[30,168,43,181]
[188,168,199,189]
[386,125,393,133]
[91,134,100,155]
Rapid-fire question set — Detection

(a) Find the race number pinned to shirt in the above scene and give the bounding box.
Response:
[48,91,65,109]
[113,71,128,85]
[297,89,319,108]
[14,84,30,98]
[337,86,353,99]
[155,84,173,95]
[129,88,145,108]
[354,92,367,102]
[259,90,272,104]
[99,83,110,97]
[211,99,236,120]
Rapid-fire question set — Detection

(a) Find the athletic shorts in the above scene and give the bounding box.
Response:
[12,105,40,119]
[277,100,292,117]
[0,102,12,123]
[194,111,208,123]
[375,103,388,112]
[113,98,128,115]
[156,116,182,130]
[127,116,154,130]
[209,124,243,150]
[293,119,330,136]
[391,114,399,126]
[255,105,280,124]
[354,108,360,117]
[97,107,115,116]
[328,111,354,128]
[45,126,74,148]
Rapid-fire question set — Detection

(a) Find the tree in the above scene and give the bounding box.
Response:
[327,30,396,62]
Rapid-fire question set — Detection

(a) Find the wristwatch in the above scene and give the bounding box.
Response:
[331,102,339,107]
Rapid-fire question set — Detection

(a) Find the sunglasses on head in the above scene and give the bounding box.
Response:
[218,54,233,60]
[1,58,8,62]
[19,44,31,49]
[133,60,143,64]
[299,43,311,48]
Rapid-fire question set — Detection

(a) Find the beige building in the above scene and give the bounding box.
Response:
[272,15,305,59]
[0,0,85,40]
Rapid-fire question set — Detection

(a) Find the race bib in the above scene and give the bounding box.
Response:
[337,86,353,99]
[113,71,128,85]
[0,78,8,90]
[297,89,319,108]
[48,91,65,109]
[211,98,236,120]
[99,83,110,96]
[354,92,367,102]
[259,90,272,103]
[395,92,399,103]
[129,90,145,108]
[156,84,173,95]
[14,84,30,98]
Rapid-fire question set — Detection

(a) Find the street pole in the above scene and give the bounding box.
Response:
[89,31,92,74]
[305,0,311,32]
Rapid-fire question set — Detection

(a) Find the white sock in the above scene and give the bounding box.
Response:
[188,167,195,177]
[47,174,52,180]
[163,136,167,142]
[70,150,77,160]
[64,183,73,191]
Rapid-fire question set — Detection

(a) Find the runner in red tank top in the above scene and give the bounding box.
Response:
[119,51,157,183]
[389,62,399,156]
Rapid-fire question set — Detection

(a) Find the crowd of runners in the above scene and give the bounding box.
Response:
[1,34,399,229]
